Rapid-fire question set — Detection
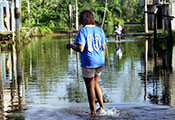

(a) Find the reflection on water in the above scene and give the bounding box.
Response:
[0,43,24,120]
[0,35,175,119]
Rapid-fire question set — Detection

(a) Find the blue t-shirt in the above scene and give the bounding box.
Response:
[74,25,107,68]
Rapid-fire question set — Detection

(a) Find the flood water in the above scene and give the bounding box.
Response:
[1,34,175,120]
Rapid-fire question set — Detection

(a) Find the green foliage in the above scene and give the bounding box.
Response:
[114,18,124,25]
[37,27,53,35]
[21,0,144,30]
[157,31,168,38]
[161,31,168,36]
[114,18,120,24]
[125,25,144,32]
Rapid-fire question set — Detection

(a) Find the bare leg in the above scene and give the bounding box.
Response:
[115,36,118,48]
[115,35,122,48]
[94,75,105,109]
[118,36,121,42]
[84,77,96,115]
[115,39,119,49]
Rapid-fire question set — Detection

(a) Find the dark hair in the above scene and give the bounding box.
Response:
[79,10,95,26]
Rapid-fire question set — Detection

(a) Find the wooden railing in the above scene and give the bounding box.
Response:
[140,0,170,6]
[153,0,169,5]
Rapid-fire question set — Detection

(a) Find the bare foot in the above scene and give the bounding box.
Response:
[90,111,96,116]
[96,107,105,114]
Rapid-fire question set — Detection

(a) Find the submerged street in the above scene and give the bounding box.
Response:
[1,34,175,119]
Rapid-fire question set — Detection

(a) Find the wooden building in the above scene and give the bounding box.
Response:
[0,0,15,32]
[140,0,175,33]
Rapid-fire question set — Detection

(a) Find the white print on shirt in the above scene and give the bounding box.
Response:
[87,34,102,52]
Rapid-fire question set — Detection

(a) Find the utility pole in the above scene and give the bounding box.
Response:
[75,0,78,30]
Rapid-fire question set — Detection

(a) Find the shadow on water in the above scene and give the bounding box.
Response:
[0,32,175,119]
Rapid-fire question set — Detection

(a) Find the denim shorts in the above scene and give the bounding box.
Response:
[82,66,104,78]
[115,33,121,37]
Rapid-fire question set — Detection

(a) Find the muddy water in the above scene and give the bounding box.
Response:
[1,35,175,120]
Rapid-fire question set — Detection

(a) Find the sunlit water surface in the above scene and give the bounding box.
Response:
[1,35,175,120]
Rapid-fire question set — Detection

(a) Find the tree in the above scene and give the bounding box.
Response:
[21,0,144,29]
[101,0,108,28]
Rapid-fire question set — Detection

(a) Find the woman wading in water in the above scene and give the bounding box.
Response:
[66,10,106,115]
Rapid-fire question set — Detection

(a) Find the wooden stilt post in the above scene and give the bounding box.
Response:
[69,4,72,30]
[0,46,4,120]
[15,0,21,42]
[27,0,30,26]
[6,1,10,31]
[75,0,78,31]
[0,2,3,31]
[154,13,157,50]
[144,0,148,33]
[168,18,173,51]
[144,39,148,100]
[11,0,15,31]
[69,32,73,55]
[75,0,79,77]
[11,0,15,41]
[153,13,157,75]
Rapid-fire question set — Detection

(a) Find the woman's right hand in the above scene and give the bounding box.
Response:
[66,43,72,49]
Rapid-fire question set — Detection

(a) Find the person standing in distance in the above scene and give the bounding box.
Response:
[66,10,106,115]
[114,22,123,47]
